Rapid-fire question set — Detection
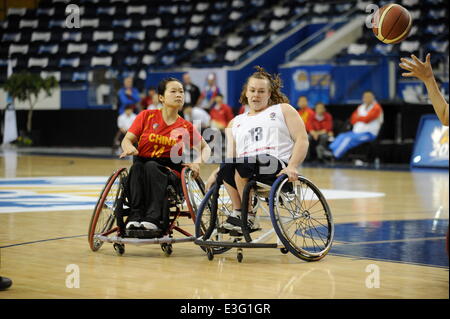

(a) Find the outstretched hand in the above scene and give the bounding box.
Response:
[399,53,434,83]
[119,146,138,158]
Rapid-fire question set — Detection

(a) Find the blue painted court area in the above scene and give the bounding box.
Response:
[331,219,449,268]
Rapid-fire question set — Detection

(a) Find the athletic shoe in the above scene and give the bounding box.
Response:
[140,221,160,231]
[126,221,141,229]
[0,277,12,290]
[232,214,260,232]
[221,210,242,231]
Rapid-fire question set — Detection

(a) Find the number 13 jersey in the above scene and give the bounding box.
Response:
[231,104,294,162]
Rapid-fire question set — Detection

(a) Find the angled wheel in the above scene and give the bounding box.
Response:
[88,168,127,252]
[269,174,334,262]
[195,183,233,255]
[181,167,206,220]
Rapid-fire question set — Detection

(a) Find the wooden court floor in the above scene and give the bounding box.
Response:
[0,154,448,299]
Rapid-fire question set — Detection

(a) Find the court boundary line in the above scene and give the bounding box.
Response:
[329,252,449,270]
[0,234,87,249]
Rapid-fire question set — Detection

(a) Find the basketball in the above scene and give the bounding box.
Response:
[372,3,412,44]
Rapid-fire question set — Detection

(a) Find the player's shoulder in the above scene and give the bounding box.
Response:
[178,116,194,129]
[279,103,298,114]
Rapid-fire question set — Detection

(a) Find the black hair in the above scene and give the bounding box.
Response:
[157,77,183,96]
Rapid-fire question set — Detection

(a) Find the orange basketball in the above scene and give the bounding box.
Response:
[372,3,412,44]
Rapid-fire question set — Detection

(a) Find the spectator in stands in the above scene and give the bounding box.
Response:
[297,96,315,133]
[118,77,140,114]
[198,72,221,110]
[399,53,449,126]
[147,91,162,110]
[182,72,201,108]
[140,87,156,110]
[209,94,235,131]
[181,72,201,118]
[184,106,211,132]
[309,102,334,161]
[323,91,383,160]
[113,105,137,153]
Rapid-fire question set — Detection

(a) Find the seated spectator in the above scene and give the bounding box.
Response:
[140,87,156,110]
[147,91,162,110]
[309,102,334,161]
[118,77,141,114]
[209,94,234,131]
[297,96,315,133]
[198,72,221,110]
[113,105,137,153]
[323,91,383,160]
[184,106,211,132]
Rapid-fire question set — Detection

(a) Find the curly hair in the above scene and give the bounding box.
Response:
[239,66,289,106]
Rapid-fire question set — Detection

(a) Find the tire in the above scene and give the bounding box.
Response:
[88,168,127,252]
[269,174,334,262]
[181,167,206,220]
[195,183,232,255]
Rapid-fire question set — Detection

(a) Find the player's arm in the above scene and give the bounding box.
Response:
[279,103,309,181]
[120,132,139,158]
[205,119,236,190]
[400,53,449,126]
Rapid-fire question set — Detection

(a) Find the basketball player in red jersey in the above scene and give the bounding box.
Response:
[120,78,210,233]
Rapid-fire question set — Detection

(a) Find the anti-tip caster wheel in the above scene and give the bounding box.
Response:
[113,243,125,256]
[237,248,243,263]
[207,248,214,261]
[161,243,173,257]
[280,247,289,254]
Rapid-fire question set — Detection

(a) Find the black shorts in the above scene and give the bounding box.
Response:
[133,156,183,173]
[217,154,287,189]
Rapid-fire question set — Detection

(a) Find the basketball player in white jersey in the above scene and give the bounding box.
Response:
[205,66,309,232]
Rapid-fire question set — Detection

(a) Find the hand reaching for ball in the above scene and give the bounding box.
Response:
[399,53,434,84]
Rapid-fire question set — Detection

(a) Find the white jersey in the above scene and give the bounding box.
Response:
[352,101,383,136]
[117,112,137,130]
[231,104,294,162]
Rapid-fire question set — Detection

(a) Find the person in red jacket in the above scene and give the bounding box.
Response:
[309,102,334,161]
[297,96,315,133]
[326,91,383,159]
[209,94,234,131]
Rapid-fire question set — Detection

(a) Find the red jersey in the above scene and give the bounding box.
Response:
[210,103,234,127]
[128,109,202,158]
[310,112,333,133]
[298,107,315,132]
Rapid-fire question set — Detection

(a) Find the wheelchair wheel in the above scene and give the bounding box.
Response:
[88,168,127,252]
[269,174,334,262]
[181,167,206,220]
[195,183,233,255]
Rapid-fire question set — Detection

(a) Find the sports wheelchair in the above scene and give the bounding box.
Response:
[88,166,207,256]
[194,169,334,263]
